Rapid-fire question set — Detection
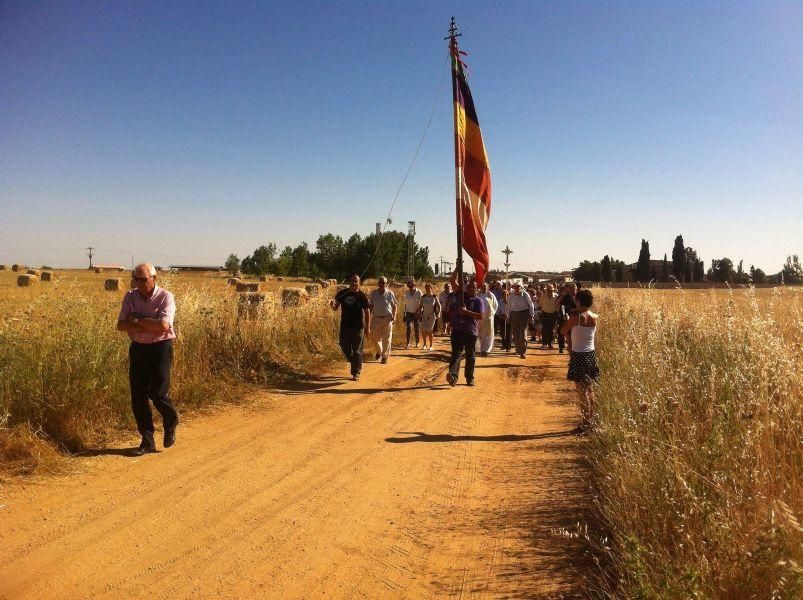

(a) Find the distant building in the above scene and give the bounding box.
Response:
[625,260,672,282]
[167,265,225,272]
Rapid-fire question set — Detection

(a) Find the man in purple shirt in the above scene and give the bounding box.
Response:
[445,275,484,387]
[116,263,179,455]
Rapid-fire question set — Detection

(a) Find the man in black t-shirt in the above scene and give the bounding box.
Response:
[555,282,578,354]
[331,273,371,381]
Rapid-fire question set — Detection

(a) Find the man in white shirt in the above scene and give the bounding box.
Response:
[506,282,534,358]
[403,279,423,349]
[368,276,398,364]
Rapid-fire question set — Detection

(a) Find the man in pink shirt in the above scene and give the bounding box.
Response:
[117,263,178,455]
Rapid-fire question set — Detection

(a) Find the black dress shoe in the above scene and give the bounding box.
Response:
[132,445,155,456]
[164,421,178,448]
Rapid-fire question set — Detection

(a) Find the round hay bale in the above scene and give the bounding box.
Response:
[26,269,43,277]
[104,278,124,291]
[304,283,321,297]
[227,277,241,286]
[281,287,308,307]
[277,276,285,281]
[17,274,39,287]
[237,292,268,318]
[41,271,54,281]
[0,265,7,271]
[12,264,26,272]
[236,282,260,292]
[94,268,101,274]
[259,275,270,282]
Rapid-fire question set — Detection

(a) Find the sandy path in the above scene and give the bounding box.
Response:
[0,338,592,599]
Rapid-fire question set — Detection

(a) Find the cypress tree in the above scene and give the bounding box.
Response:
[672,235,686,281]
[636,239,651,282]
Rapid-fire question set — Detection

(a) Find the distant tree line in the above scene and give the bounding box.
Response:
[572,234,800,284]
[225,230,435,281]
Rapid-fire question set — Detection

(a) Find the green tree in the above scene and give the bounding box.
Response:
[614,260,625,282]
[275,246,293,276]
[601,255,613,282]
[751,266,767,284]
[708,258,735,282]
[224,253,240,276]
[290,243,310,277]
[672,235,686,281]
[314,233,345,279]
[241,244,277,276]
[662,253,669,282]
[781,255,802,284]
[636,239,651,282]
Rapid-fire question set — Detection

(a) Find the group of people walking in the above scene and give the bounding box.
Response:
[116,266,600,455]
[329,272,600,432]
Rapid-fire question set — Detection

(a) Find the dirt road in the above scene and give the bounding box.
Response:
[0,339,592,599]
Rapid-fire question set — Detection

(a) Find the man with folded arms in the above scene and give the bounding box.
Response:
[116,263,179,455]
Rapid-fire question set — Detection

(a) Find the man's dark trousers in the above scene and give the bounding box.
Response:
[339,327,364,376]
[541,312,557,346]
[495,315,511,350]
[449,330,478,383]
[129,340,178,437]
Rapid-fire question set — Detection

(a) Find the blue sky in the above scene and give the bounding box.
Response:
[1,1,801,272]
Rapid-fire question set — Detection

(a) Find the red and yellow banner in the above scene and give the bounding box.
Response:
[452,43,492,284]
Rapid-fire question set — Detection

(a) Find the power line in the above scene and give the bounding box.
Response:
[360,51,449,279]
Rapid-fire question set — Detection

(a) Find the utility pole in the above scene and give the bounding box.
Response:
[502,245,513,280]
[87,246,94,270]
[407,221,416,279]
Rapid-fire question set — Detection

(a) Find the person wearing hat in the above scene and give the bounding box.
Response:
[505,281,534,358]
[368,276,397,364]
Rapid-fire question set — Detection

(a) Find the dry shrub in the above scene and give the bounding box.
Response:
[17,274,39,287]
[589,286,803,598]
[104,278,123,291]
[0,425,69,478]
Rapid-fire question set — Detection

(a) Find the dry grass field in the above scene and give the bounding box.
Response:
[1,272,800,597]
[589,285,802,598]
[0,269,344,473]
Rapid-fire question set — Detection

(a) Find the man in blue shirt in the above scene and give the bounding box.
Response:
[445,276,484,387]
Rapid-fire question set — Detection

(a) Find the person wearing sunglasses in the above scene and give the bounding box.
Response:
[116,263,178,455]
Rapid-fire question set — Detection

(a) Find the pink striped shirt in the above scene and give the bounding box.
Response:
[118,285,176,344]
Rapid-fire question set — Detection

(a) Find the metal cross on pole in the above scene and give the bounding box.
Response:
[502,245,513,280]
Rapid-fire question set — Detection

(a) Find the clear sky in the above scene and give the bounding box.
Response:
[1,1,801,273]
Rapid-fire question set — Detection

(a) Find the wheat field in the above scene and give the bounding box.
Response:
[589,286,802,598]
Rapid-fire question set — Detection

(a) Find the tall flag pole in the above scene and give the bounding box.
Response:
[446,17,492,304]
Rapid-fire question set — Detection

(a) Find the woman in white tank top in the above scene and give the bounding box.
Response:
[560,289,600,433]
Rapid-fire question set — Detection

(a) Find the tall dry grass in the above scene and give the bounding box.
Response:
[590,286,802,598]
[0,275,341,464]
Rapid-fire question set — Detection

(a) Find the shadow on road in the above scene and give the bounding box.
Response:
[385,430,575,443]
[72,447,156,458]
